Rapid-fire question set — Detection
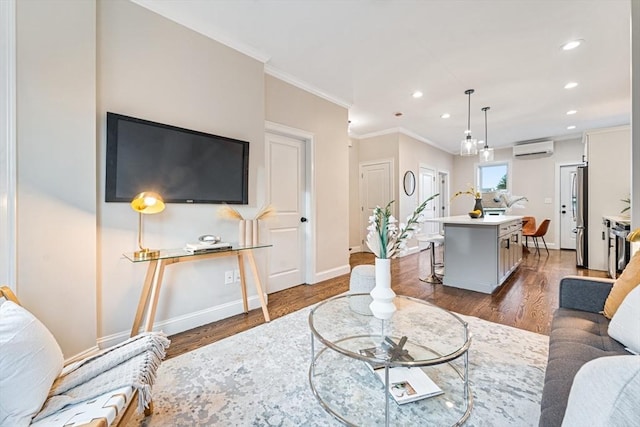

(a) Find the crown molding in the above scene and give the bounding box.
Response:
[265,65,352,109]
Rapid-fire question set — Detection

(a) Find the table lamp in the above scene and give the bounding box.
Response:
[131,191,165,260]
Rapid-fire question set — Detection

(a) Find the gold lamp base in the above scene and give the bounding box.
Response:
[133,249,160,260]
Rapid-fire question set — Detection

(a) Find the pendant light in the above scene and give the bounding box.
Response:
[460,89,478,156]
[479,106,494,162]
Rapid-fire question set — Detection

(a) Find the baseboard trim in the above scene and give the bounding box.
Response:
[312,264,351,284]
[65,345,100,365]
[97,295,265,349]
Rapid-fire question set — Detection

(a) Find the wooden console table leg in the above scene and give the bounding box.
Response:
[245,250,270,322]
[144,259,169,332]
[131,259,158,337]
[237,252,249,313]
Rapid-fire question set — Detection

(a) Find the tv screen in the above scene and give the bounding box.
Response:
[106,112,249,204]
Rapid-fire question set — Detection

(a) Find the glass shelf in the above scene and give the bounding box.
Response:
[123,243,272,263]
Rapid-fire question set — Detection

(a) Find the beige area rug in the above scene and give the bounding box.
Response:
[132,304,549,426]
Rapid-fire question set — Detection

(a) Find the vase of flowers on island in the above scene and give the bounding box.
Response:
[452,185,484,218]
[366,194,439,320]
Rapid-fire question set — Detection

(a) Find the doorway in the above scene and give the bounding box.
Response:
[419,166,437,235]
[265,130,309,293]
[559,164,579,250]
[437,170,449,234]
[360,159,393,252]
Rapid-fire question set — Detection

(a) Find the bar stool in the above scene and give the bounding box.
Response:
[417,234,445,284]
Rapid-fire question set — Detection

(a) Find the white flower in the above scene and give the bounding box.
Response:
[365,195,439,259]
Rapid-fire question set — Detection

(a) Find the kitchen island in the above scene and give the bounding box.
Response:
[426,215,523,294]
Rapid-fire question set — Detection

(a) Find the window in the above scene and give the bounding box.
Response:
[477,162,509,193]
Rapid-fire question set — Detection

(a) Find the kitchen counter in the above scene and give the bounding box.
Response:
[429,215,524,225]
[603,215,630,225]
[425,216,524,294]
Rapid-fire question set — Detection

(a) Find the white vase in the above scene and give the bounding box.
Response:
[369,257,396,320]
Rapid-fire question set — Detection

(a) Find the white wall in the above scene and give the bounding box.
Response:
[585,126,631,270]
[16,0,97,357]
[265,75,350,278]
[354,131,454,254]
[451,138,584,248]
[96,0,266,343]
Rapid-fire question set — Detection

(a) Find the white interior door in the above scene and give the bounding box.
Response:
[560,165,578,249]
[360,160,392,252]
[437,171,449,234]
[266,132,305,293]
[419,166,437,235]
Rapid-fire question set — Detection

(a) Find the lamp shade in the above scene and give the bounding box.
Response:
[131,192,165,214]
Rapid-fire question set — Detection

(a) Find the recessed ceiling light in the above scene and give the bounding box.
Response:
[567,125,577,130]
[412,91,423,99]
[564,82,579,89]
[566,110,577,115]
[441,113,451,119]
[561,39,583,51]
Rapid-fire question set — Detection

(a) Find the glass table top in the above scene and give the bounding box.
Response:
[309,294,470,367]
[123,243,272,262]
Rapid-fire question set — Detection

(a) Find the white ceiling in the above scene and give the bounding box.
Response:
[133,0,631,154]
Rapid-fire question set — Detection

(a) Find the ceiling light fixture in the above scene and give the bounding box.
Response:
[441,113,451,119]
[460,89,478,156]
[561,39,583,51]
[479,106,494,163]
[566,110,577,115]
[567,125,576,130]
[564,82,579,89]
[412,91,423,98]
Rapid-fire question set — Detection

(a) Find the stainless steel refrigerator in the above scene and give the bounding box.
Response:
[575,165,588,267]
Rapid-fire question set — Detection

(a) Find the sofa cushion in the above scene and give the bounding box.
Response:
[539,308,629,427]
[561,355,640,426]
[608,284,640,354]
[603,249,640,319]
[0,301,64,427]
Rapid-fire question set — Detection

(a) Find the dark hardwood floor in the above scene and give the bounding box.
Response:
[165,247,608,360]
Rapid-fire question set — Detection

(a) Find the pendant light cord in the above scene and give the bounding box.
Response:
[482,106,490,149]
[465,89,474,137]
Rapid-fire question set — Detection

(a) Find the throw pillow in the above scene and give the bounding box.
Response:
[0,301,64,427]
[561,355,640,426]
[603,249,640,319]
[608,284,640,354]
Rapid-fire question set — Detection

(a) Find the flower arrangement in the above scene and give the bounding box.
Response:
[366,194,439,259]
[452,185,481,200]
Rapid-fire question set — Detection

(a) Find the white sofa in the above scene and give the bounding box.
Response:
[0,286,169,427]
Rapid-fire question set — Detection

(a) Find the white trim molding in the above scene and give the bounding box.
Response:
[0,0,16,290]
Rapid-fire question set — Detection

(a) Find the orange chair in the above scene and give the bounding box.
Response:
[521,216,537,248]
[524,219,551,255]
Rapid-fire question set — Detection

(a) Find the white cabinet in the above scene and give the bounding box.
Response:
[498,221,523,284]
[440,216,523,294]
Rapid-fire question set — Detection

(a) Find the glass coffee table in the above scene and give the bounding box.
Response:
[308,294,472,426]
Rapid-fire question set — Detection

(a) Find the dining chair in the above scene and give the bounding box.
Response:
[521,216,537,248]
[526,219,551,255]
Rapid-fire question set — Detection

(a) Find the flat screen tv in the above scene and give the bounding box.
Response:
[106,112,249,204]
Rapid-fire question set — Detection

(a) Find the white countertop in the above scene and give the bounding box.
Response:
[426,215,523,226]
[603,215,631,225]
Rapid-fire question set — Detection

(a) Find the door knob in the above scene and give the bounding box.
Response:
[300,217,308,223]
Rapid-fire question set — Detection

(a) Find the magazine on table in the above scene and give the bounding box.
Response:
[359,346,443,404]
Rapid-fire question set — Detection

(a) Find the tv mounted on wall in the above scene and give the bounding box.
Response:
[106,112,249,204]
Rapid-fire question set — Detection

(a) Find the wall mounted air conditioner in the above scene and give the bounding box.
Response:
[513,140,554,158]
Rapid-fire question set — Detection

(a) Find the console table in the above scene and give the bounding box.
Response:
[124,244,271,337]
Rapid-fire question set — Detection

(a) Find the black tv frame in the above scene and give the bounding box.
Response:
[105,112,249,204]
